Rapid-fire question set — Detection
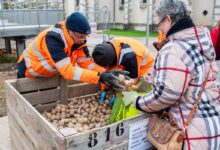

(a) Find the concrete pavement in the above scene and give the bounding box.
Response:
[0,116,10,150]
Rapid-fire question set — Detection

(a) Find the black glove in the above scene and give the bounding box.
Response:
[99,70,128,91]
[111,70,130,77]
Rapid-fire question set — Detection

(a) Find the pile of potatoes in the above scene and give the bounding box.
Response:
[42,92,113,132]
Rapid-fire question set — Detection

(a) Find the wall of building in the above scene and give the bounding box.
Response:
[64,0,215,31]
[191,0,214,26]
[64,0,75,17]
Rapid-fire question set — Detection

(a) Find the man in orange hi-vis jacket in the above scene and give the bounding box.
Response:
[92,37,155,82]
[92,37,155,103]
[17,12,127,91]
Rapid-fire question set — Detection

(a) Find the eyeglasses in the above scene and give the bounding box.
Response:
[74,32,87,40]
[68,30,87,41]
[156,17,166,29]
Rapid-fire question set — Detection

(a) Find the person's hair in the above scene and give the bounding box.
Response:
[155,0,191,23]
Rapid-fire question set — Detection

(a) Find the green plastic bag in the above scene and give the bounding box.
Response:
[108,92,126,124]
[108,83,152,124]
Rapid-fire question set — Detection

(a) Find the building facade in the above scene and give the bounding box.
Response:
[65,0,219,31]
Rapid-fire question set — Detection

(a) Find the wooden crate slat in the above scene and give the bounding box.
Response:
[68,80,81,85]
[65,114,147,150]
[35,101,60,113]
[22,88,60,106]
[5,80,65,150]
[15,76,59,93]
[68,83,101,98]
[105,140,128,150]
[8,113,36,150]
[59,77,69,104]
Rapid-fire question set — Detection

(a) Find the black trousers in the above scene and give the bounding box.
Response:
[17,59,26,78]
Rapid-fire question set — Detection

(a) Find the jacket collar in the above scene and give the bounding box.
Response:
[167,17,195,38]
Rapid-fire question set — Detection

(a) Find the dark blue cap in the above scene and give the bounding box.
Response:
[66,12,91,34]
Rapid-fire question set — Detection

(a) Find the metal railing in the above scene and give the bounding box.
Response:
[0,0,64,37]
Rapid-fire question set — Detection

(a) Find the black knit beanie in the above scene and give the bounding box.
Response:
[92,43,116,67]
[66,12,91,34]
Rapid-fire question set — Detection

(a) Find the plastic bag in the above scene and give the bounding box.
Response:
[108,83,152,124]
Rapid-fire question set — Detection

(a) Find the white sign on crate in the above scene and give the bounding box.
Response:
[128,118,152,150]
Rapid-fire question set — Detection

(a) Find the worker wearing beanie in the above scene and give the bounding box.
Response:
[92,37,155,92]
[17,12,126,91]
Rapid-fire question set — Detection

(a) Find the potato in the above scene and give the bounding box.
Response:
[106,109,111,114]
[69,109,74,116]
[89,123,95,129]
[119,74,125,82]
[82,112,88,117]
[61,107,66,113]
[77,108,81,114]
[78,127,84,132]
[77,118,84,124]
[45,112,51,118]
[67,122,74,128]
[95,118,100,122]
[55,105,61,113]
[84,125,90,131]
[102,108,107,114]
[58,120,65,126]
[51,109,56,114]
[91,117,96,123]
[100,118,105,123]
[95,123,101,128]
[66,114,70,118]
[104,115,110,120]
[104,100,109,105]
[72,118,76,124]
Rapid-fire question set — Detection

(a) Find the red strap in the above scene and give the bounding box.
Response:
[194,26,204,55]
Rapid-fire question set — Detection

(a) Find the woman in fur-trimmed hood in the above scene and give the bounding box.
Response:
[125,0,220,149]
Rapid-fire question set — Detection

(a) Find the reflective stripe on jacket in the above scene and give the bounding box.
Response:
[18,21,105,84]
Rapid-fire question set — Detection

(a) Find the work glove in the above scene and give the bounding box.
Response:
[99,70,129,92]
[122,91,139,107]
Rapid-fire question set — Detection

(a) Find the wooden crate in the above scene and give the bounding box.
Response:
[5,76,151,150]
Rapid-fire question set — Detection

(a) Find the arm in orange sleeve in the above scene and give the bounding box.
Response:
[139,50,155,77]
[55,57,101,84]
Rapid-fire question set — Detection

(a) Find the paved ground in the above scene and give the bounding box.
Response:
[0,36,158,150]
[0,117,10,150]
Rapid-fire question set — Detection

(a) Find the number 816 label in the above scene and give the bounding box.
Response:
[88,122,124,148]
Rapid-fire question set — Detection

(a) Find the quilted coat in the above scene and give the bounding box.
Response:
[138,26,220,150]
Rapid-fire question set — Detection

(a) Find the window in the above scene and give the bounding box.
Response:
[121,0,125,5]
[75,0,79,7]
[140,0,147,8]
[119,0,124,10]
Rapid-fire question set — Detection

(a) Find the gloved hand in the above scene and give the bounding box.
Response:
[122,91,139,107]
[111,70,130,77]
[99,70,129,91]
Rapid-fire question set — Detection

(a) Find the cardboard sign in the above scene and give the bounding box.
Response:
[128,118,152,150]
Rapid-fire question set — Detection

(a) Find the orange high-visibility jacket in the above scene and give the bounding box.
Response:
[107,37,155,79]
[18,21,105,84]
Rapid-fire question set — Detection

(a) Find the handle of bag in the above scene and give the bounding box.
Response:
[184,26,211,130]
[161,112,178,126]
